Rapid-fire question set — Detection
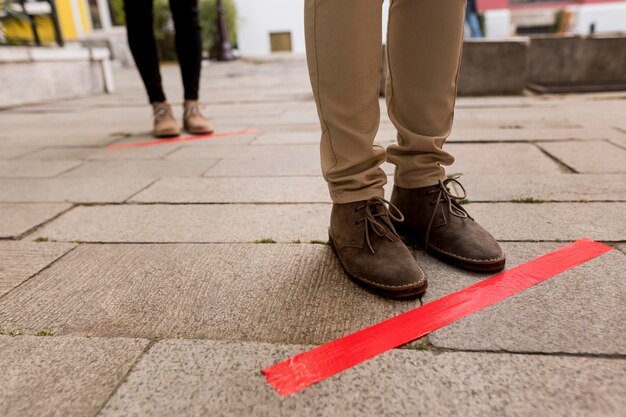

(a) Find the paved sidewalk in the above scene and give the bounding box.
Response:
[0,59,625,416]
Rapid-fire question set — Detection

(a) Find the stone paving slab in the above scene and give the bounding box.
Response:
[0,243,421,343]
[249,128,621,146]
[0,242,622,356]
[33,202,624,243]
[469,202,625,241]
[0,147,39,160]
[448,127,623,142]
[166,144,317,160]
[538,141,626,173]
[460,174,626,202]
[130,177,330,203]
[59,160,219,179]
[128,174,626,204]
[21,144,183,161]
[0,177,155,203]
[0,336,149,417]
[99,340,626,417]
[417,243,626,355]
[0,203,71,238]
[33,204,328,242]
[0,241,76,297]
[0,160,83,178]
[445,143,561,175]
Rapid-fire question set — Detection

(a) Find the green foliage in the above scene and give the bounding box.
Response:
[310,240,329,245]
[108,0,126,26]
[34,330,55,336]
[199,0,237,58]
[254,238,277,244]
[511,197,545,204]
[152,0,237,61]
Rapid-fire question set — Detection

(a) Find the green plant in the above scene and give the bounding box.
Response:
[152,0,237,61]
[310,240,329,245]
[108,0,126,26]
[254,238,276,244]
[34,236,49,242]
[34,330,55,336]
[199,0,237,59]
[511,197,544,204]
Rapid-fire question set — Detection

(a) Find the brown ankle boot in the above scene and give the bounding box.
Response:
[152,102,180,138]
[329,197,427,298]
[391,179,505,272]
[183,100,214,134]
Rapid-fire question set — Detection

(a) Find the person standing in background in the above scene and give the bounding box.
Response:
[305,0,504,298]
[124,0,214,138]
[466,0,484,38]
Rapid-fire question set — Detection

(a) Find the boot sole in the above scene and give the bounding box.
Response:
[328,234,428,299]
[154,130,180,138]
[399,235,506,273]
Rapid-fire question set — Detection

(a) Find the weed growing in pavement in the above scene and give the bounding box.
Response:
[512,197,545,204]
[310,240,329,245]
[34,330,55,336]
[254,238,277,244]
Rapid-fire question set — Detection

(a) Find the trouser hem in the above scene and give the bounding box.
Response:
[330,187,385,204]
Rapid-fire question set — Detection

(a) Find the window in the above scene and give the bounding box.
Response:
[270,32,292,53]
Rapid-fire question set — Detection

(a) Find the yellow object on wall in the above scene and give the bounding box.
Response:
[2,0,93,43]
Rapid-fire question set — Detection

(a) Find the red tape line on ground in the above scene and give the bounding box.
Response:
[262,238,613,396]
[106,129,258,150]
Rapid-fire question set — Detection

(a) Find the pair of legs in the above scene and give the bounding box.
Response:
[124,0,212,137]
[124,0,201,103]
[305,0,504,298]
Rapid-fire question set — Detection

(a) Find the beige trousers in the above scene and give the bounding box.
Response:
[305,0,466,204]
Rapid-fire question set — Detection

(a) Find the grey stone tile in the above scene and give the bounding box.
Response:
[0,336,149,417]
[35,204,328,242]
[99,340,626,417]
[22,145,182,161]
[459,174,626,202]
[167,144,317,161]
[0,244,421,342]
[0,242,76,297]
[0,177,155,203]
[205,149,321,176]
[0,203,71,238]
[129,177,330,203]
[420,242,625,355]
[251,132,320,146]
[0,160,83,178]
[59,160,218,179]
[448,127,621,142]
[468,202,625,241]
[445,143,561,175]
[0,147,39,160]
[538,141,626,173]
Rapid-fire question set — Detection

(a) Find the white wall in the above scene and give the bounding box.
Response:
[234,0,306,56]
[234,0,390,56]
[567,3,626,34]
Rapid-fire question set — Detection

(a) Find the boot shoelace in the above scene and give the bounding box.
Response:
[153,103,174,123]
[355,197,404,254]
[184,102,203,119]
[424,177,473,249]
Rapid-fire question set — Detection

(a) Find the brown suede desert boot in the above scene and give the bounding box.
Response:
[391,178,505,272]
[152,102,180,138]
[183,100,214,134]
[329,197,427,298]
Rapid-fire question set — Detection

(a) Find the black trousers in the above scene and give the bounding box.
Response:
[124,0,202,103]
